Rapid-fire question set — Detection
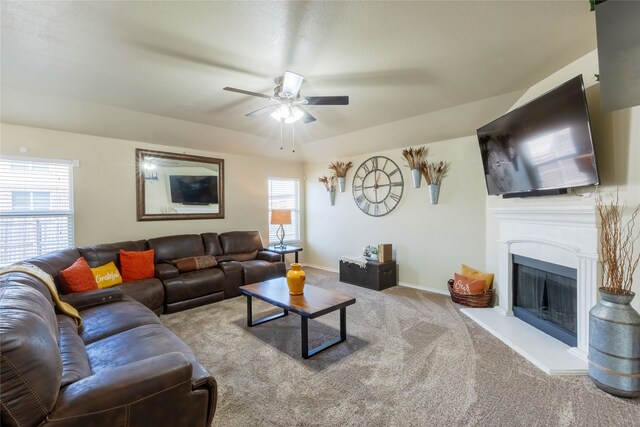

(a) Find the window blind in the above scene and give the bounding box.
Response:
[268,178,300,245]
[0,157,74,267]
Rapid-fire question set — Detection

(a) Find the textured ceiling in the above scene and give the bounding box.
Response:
[1,1,597,162]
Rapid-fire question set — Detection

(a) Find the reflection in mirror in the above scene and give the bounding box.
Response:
[136,149,224,221]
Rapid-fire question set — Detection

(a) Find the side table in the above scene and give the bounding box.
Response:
[268,246,303,263]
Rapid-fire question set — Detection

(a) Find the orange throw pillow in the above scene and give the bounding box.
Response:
[59,257,99,294]
[120,249,155,282]
[453,273,486,295]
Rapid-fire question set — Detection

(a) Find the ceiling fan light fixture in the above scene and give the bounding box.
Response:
[270,104,304,124]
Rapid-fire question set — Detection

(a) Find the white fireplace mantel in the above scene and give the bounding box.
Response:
[462,205,599,375]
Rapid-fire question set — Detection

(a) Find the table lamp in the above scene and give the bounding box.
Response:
[271,209,292,248]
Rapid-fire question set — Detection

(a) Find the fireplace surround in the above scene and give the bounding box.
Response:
[461,205,598,375]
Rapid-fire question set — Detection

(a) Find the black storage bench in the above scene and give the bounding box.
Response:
[339,259,397,291]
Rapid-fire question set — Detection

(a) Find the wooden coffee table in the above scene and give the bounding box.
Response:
[240,278,356,359]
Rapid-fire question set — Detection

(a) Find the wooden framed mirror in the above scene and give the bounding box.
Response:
[136,149,225,221]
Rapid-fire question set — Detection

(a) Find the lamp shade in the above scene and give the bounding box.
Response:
[271,209,292,225]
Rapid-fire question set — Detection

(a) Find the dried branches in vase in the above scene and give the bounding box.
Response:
[318,175,337,192]
[401,146,429,170]
[328,161,353,178]
[329,161,352,192]
[420,160,451,185]
[597,193,640,295]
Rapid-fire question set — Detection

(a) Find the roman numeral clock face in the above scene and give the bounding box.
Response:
[352,156,404,216]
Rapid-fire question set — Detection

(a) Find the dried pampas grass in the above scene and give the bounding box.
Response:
[318,175,337,191]
[401,147,429,170]
[328,161,353,178]
[420,160,451,185]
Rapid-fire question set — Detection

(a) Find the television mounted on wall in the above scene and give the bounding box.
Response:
[169,175,218,205]
[476,75,599,198]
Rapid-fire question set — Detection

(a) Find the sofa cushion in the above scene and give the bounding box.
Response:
[85,323,212,386]
[0,271,55,308]
[162,269,225,304]
[59,257,99,293]
[25,247,83,292]
[79,297,162,345]
[201,233,224,256]
[115,278,165,313]
[148,234,205,263]
[218,231,263,261]
[0,283,62,427]
[78,240,148,270]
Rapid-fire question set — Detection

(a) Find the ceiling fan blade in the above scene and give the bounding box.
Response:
[223,87,271,99]
[245,105,278,117]
[299,107,317,124]
[305,96,349,105]
[282,71,304,97]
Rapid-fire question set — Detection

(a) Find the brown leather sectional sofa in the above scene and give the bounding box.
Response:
[0,231,285,427]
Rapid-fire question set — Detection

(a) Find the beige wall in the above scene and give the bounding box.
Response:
[0,123,305,247]
[304,135,486,293]
[3,50,638,307]
[484,50,640,311]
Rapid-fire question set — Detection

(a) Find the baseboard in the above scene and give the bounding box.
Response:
[303,263,338,273]
[304,264,449,296]
[398,281,450,296]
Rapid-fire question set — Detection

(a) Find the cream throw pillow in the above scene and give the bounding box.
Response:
[461,264,494,292]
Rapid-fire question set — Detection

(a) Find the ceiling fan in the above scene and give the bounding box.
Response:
[223,71,349,125]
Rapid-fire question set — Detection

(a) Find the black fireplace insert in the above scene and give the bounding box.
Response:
[512,255,577,346]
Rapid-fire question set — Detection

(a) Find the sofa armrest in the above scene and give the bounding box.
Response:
[257,250,282,263]
[215,254,236,263]
[48,352,193,420]
[155,262,179,280]
[217,260,243,274]
[217,260,244,298]
[60,287,124,310]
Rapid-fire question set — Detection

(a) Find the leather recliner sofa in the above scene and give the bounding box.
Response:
[147,231,286,312]
[0,273,216,427]
[0,230,287,426]
[24,231,285,314]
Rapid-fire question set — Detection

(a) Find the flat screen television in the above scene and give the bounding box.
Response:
[169,175,218,205]
[477,75,599,197]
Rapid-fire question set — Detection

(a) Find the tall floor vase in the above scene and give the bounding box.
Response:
[588,288,640,397]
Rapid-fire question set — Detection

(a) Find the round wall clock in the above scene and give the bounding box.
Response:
[352,156,404,216]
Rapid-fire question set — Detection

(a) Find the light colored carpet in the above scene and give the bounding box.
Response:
[162,268,640,426]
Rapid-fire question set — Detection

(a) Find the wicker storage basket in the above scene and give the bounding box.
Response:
[447,279,493,308]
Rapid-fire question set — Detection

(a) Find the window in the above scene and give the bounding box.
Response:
[0,157,74,267]
[268,178,301,245]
